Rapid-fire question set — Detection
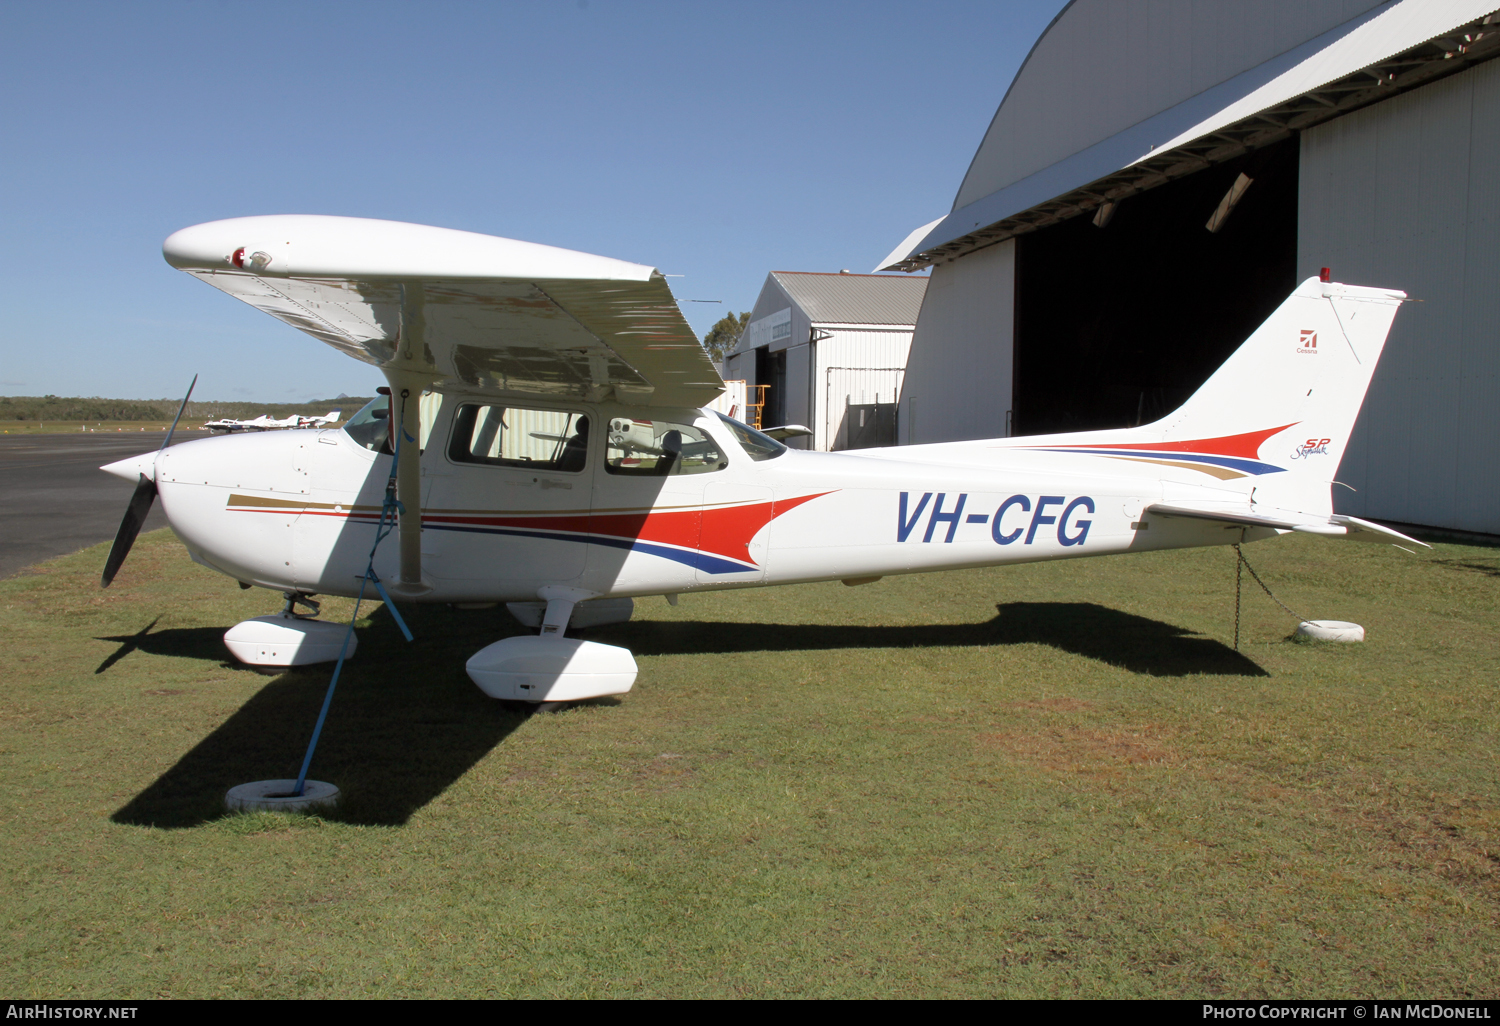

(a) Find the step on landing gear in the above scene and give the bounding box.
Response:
[466,586,637,703]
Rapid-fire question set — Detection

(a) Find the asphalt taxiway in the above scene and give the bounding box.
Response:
[0,431,210,580]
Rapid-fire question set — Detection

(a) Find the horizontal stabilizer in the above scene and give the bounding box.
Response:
[1329,514,1430,548]
[1146,503,1428,548]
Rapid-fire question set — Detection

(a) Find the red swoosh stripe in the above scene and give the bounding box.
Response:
[417,492,833,567]
[1057,423,1297,459]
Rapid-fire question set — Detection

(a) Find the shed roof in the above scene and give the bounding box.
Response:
[879,0,1500,272]
[769,271,928,326]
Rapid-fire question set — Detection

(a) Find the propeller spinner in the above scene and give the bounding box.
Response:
[100,375,197,588]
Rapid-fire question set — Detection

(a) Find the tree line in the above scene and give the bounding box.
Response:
[0,395,375,422]
[702,311,750,362]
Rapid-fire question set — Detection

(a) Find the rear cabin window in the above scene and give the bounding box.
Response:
[604,417,726,476]
[448,404,590,473]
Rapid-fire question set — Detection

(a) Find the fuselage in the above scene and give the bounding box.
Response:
[150,394,1269,603]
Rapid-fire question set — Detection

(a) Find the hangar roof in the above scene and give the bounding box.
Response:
[953,0,1383,213]
[769,271,928,326]
[879,0,1500,272]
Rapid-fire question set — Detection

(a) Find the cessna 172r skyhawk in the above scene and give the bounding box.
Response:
[100,215,1421,703]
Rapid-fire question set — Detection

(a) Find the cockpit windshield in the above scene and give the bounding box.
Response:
[715,412,786,462]
[343,395,392,453]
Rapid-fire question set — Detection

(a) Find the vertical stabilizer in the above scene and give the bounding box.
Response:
[995,276,1405,516]
[1152,276,1404,511]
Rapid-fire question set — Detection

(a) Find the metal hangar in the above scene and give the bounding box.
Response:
[881,0,1500,535]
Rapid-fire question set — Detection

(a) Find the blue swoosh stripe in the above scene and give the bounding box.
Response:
[1037,448,1286,476]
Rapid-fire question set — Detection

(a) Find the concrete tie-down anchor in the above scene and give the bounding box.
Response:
[226,779,340,814]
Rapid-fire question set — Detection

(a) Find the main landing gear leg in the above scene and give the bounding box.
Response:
[465,586,638,703]
[538,585,593,636]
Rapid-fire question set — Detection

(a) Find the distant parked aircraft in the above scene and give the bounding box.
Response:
[204,414,283,433]
[203,411,338,433]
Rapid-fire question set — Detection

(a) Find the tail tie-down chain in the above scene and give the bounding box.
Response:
[1232,543,1309,652]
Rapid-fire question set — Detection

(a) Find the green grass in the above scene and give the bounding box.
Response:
[1,529,1496,998]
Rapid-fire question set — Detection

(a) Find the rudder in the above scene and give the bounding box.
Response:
[1155,276,1404,512]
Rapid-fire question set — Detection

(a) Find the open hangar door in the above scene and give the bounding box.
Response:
[1012,137,1299,436]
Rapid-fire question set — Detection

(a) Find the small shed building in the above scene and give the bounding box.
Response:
[724,272,928,450]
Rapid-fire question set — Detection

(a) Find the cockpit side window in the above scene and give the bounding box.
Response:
[605,417,727,476]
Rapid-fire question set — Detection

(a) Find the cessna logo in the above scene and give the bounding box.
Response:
[1298,329,1318,354]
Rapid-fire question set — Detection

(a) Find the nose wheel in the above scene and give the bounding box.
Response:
[223,591,354,669]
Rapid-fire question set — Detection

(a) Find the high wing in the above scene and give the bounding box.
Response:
[1147,502,1429,548]
[163,215,722,409]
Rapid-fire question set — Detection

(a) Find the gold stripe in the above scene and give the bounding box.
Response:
[1103,456,1245,481]
[225,493,347,511]
[226,493,773,516]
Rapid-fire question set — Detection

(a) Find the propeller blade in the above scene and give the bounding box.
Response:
[101,473,158,589]
[101,374,195,588]
[160,373,198,450]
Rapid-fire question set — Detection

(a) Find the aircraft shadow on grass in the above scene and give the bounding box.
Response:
[598,602,1267,680]
[108,600,1261,830]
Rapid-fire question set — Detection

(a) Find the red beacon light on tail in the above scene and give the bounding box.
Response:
[1320,267,1332,283]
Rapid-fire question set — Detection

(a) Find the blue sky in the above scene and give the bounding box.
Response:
[0,0,1063,402]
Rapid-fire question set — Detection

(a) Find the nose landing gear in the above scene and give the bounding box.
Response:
[222,591,356,669]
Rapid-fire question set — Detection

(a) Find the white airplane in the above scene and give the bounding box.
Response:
[294,410,342,429]
[204,412,299,433]
[101,215,1423,704]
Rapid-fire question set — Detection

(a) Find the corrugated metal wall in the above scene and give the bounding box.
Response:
[784,342,812,447]
[898,240,1015,445]
[706,380,748,422]
[1299,58,1500,534]
[814,328,912,450]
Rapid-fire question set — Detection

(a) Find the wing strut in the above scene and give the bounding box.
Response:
[388,377,428,595]
[384,286,438,595]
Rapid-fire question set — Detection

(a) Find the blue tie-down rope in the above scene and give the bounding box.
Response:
[293,395,418,798]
